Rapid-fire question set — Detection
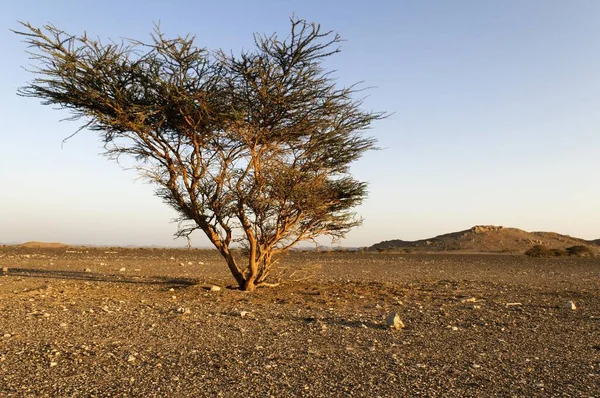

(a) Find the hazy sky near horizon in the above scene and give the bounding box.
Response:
[1,0,599,247]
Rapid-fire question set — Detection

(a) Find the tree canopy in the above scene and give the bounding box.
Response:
[15,18,385,290]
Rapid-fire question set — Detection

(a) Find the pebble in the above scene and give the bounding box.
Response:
[49,362,58,367]
[385,312,405,330]
[177,307,191,315]
[1,267,8,273]
[240,311,250,318]
[119,268,126,272]
[84,268,92,273]
[564,301,576,310]
[3,333,12,339]
[210,286,221,292]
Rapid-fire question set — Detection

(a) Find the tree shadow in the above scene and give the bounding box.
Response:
[2,267,200,288]
[297,315,389,330]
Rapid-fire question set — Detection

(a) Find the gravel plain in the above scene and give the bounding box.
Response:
[0,247,599,397]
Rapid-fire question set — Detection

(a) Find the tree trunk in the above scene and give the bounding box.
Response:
[242,278,256,291]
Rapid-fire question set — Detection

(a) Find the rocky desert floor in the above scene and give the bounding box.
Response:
[0,247,599,397]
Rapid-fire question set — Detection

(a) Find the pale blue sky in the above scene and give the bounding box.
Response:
[1,0,599,247]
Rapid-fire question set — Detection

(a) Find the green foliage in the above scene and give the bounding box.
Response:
[566,245,595,257]
[525,245,553,257]
[14,18,385,290]
[525,244,595,258]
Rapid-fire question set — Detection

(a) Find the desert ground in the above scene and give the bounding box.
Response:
[0,247,599,397]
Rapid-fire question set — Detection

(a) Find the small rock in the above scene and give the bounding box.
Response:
[461,297,477,303]
[1,267,8,273]
[470,363,481,369]
[84,268,92,273]
[240,311,250,318]
[59,323,67,327]
[49,362,58,367]
[385,312,405,330]
[169,288,175,292]
[127,354,136,362]
[119,267,126,272]
[179,262,185,266]
[564,301,576,310]
[210,286,221,292]
[3,333,12,339]
[134,269,141,272]
[177,307,191,315]
[198,261,205,265]
[451,326,459,331]
[505,302,522,307]
[187,261,193,265]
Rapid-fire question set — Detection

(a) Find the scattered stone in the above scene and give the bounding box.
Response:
[198,261,205,265]
[1,267,8,273]
[119,267,126,272]
[461,297,477,303]
[59,323,67,327]
[240,311,250,318]
[3,333,12,339]
[564,301,576,310]
[210,285,221,292]
[385,312,405,330]
[177,307,191,315]
[179,262,185,266]
[134,269,141,272]
[473,305,481,310]
[84,268,92,273]
[470,363,481,369]
[451,326,459,331]
[127,354,136,362]
[505,302,522,307]
[50,362,58,367]
[187,261,193,265]
[169,288,175,292]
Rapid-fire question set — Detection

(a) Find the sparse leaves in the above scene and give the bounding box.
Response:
[15,17,385,290]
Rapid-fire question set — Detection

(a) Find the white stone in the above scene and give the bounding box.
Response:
[385,312,405,330]
[84,268,92,272]
[1,267,8,273]
[210,286,221,292]
[119,267,126,272]
[565,301,576,310]
[240,311,250,318]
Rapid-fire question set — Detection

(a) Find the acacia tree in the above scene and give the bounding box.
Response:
[15,18,384,290]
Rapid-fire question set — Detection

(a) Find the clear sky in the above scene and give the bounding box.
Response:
[1,0,599,247]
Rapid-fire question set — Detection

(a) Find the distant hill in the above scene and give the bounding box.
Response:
[19,241,69,249]
[369,225,600,254]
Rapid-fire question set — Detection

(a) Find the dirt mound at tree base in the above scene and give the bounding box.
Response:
[370,225,600,254]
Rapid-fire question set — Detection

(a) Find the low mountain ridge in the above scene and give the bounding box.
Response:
[370,225,600,254]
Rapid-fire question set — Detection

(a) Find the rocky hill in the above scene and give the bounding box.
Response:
[370,225,600,254]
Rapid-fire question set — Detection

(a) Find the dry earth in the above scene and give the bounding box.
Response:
[0,247,599,397]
